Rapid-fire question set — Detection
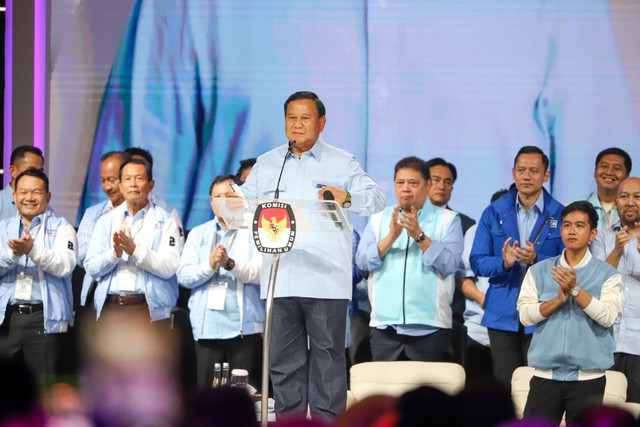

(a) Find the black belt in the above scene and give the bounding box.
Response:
[8,303,44,314]
[106,294,147,306]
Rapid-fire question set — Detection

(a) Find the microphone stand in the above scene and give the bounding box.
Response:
[261,140,294,426]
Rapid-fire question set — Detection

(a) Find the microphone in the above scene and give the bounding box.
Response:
[322,190,343,230]
[274,141,296,200]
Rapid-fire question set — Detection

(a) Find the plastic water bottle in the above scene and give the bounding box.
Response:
[212,363,221,388]
[221,362,230,386]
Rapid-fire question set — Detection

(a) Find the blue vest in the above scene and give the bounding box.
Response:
[528,255,618,381]
[369,202,457,328]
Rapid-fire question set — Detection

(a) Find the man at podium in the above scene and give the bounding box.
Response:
[241,91,386,419]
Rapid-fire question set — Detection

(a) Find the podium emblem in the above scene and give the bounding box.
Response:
[252,202,296,253]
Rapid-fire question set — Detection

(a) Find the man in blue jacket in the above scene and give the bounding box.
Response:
[517,201,624,424]
[0,169,77,380]
[470,146,564,390]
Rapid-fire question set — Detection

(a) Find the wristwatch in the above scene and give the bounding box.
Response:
[415,232,426,243]
[225,258,236,271]
[570,285,581,298]
[342,191,352,209]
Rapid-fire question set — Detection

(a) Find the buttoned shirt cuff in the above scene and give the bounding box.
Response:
[422,240,445,266]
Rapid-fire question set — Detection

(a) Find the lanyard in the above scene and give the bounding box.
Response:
[121,214,145,240]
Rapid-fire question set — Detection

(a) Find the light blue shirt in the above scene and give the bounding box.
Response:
[77,200,114,305]
[591,222,640,356]
[8,216,45,304]
[241,137,386,299]
[358,202,463,336]
[0,208,77,333]
[456,224,490,347]
[575,192,619,231]
[84,202,181,320]
[119,207,149,295]
[177,218,264,340]
[0,186,17,222]
[516,192,544,245]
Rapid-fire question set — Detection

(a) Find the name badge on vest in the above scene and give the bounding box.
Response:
[118,264,138,292]
[14,272,34,301]
[207,283,227,311]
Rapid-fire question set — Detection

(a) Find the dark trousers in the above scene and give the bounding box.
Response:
[348,311,372,365]
[0,308,61,382]
[524,376,606,425]
[370,327,452,362]
[270,297,348,420]
[195,333,263,390]
[614,352,640,403]
[488,327,531,390]
[465,337,494,385]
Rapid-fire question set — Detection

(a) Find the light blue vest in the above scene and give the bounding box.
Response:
[369,202,457,328]
[527,255,618,381]
[0,209,75,333]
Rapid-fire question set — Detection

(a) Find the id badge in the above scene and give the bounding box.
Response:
[206,283,227,310]
[118,264,137,292]
[14,273,34,301]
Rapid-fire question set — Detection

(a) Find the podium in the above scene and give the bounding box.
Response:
[213,197,352,425]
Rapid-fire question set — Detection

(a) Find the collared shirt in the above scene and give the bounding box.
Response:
[116,205,150,295]
[84,201,181,320]
[357,202,463,335]
[8,215,45,304]
[516,191,544,245]
[241,137,386,299]
[77,200,114,267]
[456,224,490,346]
[0,208,78,332]
[177,217,263,340]
[202,223,241,337]
[576,192,620,231]
[591,222,640,355]
[0,185,17,222]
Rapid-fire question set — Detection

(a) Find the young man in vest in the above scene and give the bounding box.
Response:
[517,201,624,424]
[356,156,463,361]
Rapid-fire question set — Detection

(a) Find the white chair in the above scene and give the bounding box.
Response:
[348,361,466,404]
[511,366,630,420]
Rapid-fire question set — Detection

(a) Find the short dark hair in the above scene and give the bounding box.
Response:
[235,158,257,178]
[425,157,458,182]
[100,151,130,163]
[119,158,153,182]
[124,147,154,169]
[561,201,599,230]
[514,146,549,172]
[595,147,632,175]
[10,146,44,166]
[15,168,49,193]
[394,156,430,182]
[284,91,326,118]
[209,175,240,195]
[490,189,509,203]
